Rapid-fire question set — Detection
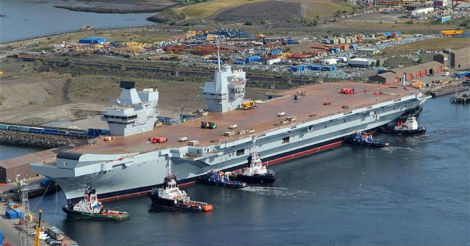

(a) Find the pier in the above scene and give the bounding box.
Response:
[0,178,77,246]
[450,90,470,104]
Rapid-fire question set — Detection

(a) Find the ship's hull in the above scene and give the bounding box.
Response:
[232,172,276,184]
[34,95,426,203]
[62,206,129,221]
[149,194,209,212]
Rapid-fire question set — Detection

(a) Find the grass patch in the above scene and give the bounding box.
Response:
[173,0,267,19]
[383,37,470,54]
[294,0,353,19]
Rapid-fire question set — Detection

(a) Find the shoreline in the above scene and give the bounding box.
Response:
[54,3,179,14]
[0,24,154,46]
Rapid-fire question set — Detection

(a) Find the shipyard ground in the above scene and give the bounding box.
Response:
[0,177,77,246]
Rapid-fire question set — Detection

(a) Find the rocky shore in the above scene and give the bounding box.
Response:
[54,3,178,14]
[0,130,89,149]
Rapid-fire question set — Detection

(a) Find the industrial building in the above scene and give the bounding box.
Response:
[369,61,444,84]
[434,47,470,70]
[348,58,376,68]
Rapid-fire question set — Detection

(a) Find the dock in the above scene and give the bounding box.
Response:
[0,178,76,246]
[450,90,470,104]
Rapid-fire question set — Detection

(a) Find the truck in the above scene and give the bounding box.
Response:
[201,122,217,129]
[241,101,256,110]
[340,88,355,94]
[149,137,168,143]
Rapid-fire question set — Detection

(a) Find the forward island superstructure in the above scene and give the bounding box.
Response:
[102,81,159,136]
[31,65,427,203]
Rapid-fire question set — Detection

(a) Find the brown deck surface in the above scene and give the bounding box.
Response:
[0,82,419,169]
[74,82,418,155]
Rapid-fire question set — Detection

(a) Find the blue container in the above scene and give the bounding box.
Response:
[245,55,261,63]
[321,65,337,71]
[350,43,359,50]
[308,65,322,71]
[0,124,7,130]
[14,209,24,218]
[41,177,54,187]
[79,37,107,44]
[285,39,299,45]
[329,47,339,53]
[0,231,3,245]
[5,209,18,219]
[269,49,282,56]
[290,65,306,72]
[455,71,470,78]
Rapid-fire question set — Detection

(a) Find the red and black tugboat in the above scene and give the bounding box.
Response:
[62,185,129,221]
[231,136,276,184]
[149,157,213,212]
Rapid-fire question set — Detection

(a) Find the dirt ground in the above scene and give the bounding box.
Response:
[213,1,303,27]
[0,71,276,126]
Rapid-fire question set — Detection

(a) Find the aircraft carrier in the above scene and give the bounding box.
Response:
[31,62,427,203]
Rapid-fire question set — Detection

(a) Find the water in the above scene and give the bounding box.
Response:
[0,144,42,161]
[29,95,469,245]
[0,0,154,43]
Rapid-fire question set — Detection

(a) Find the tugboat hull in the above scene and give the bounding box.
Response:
[149,192,213,212]
[379,127,426,135]
[232,173,276,184]
[198,175,246,188]
[62,206,129,221]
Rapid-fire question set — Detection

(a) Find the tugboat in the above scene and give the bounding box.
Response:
[199,170,247,188]
[149,157,213,212]
[62,185,129,221]
[346,132,389,148]
[380,116,426,135]
[231,136,276,184]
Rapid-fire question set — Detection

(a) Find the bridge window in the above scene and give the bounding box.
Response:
[236,149,245,156]
[282,137,290,144]
[308,125,314,132]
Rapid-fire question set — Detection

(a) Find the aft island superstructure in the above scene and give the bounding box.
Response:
[31,64,427,202]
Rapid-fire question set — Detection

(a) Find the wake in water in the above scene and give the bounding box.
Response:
[240,186,313,198]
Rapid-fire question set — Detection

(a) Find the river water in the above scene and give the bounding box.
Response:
[0,0,154,43]
[24,95,469,246]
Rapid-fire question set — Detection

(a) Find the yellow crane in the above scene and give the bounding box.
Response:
[34,210,42,246]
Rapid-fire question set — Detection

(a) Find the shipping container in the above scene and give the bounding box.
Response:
[321,66,337,71]
[79,37,107,44]
[269,49,282,56]
[455,71,470,78]
[308,65,322,71]
[0,124,8,130]
[290,65,306,72]
[5,209,17,219]
[285,39,299,45]
[245,55,262,63]
[13,208,24,218]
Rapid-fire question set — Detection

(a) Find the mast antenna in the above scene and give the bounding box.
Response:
[216,39,221,71]
[167,155,172,177]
